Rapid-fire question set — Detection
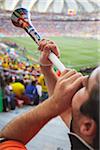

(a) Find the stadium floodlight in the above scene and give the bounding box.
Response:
[11,8,65,72]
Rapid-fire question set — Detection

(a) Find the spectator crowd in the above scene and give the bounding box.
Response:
[0,52,49,112]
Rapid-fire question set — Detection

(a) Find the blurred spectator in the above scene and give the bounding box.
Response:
[23,74,30,88]
[36,82,42,99]
[38,74,48,102]
[2,59,9,69]
[3,76,16,112]
[10,78,25,107]
[11,78,25,97]
[25,79,39,105]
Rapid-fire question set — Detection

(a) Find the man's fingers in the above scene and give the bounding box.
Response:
[41,49,50,60]
[38,39,47,51]
[70,76,85,93]
[60,69,77,81]
[47,40,55,45]
[43,43,60,57]
[65,73,82,84]
[38,40,60,58]
[60,69,71,77]
[59,73,82,90]
[81,75,89,87]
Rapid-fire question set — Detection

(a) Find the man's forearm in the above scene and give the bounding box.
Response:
[41,66,72,127]
[41,66,58,96]
[0,97,58,145]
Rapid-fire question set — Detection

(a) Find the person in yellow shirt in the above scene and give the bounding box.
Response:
[10,78,25,107]
[38,74,48,102]
[11,79,25,98]
[2,60,9,69]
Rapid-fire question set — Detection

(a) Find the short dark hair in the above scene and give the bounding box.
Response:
[80,81,99,149]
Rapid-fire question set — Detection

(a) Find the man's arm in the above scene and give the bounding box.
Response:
[39,40,70,96]
[41,66,72,127]
[0,97,58,145]
[40,66,58,96]
[39,39,59,96]
[0,70,83,145]
[39,39,73,127]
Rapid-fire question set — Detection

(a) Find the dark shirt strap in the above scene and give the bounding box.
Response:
[68,133,94,150]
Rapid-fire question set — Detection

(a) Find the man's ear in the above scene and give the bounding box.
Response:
[80,118,96,137]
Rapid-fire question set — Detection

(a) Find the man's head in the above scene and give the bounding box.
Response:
[71,67,99,149]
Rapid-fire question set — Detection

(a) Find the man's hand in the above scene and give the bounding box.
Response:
[38,39,60,67]
[52,69,84,114]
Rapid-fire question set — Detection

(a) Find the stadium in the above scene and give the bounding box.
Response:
[0,0,99,69]
[0,0,100,150]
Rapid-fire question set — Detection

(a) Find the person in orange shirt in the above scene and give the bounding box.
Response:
[0,140,26,150]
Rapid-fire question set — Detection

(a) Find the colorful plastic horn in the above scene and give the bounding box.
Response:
[11,8,65,72]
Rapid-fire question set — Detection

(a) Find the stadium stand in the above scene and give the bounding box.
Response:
[0,0,99,14]
[0,0,99,38]
[0,12,99,38]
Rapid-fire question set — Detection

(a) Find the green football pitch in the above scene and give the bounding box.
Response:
[1,36,99,70]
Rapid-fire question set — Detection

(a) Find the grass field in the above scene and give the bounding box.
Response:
[0,36,99,70]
